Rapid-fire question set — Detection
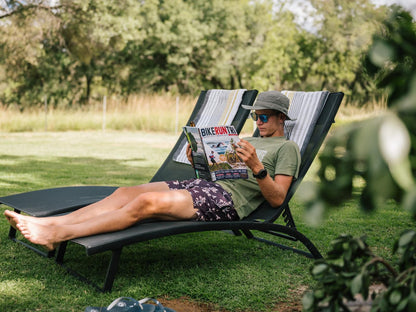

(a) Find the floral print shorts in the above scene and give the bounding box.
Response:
[166,179,239,221]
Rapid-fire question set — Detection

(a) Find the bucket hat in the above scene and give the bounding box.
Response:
[242,91,292,120]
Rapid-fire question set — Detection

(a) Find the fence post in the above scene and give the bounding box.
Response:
[44,95,47,131]
[175,96,179,135]
[102,95,107,132]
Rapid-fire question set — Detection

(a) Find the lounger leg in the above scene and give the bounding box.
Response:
[8,224,17,240]
[55,241,68,264]
[56,243,122,292]
[223,229,243,236]
[240,224,322,259]
[282,205,296,228]
[103,248,122,292]
[241,229,254,239]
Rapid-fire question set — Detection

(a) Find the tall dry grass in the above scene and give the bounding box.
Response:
[0,93,198,133]
[335,95,388,125]
[0,93,387,133]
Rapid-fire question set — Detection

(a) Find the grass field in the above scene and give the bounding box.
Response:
[0,128,413,311]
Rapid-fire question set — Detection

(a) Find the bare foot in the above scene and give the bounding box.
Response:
[4,210,21,230]
[16,219,59,251]
[4,209,57,227]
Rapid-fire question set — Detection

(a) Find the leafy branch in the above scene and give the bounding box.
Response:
[304,232,416,312]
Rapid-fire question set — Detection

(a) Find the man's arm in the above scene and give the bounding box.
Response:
[256,174,292,207]
[236,139,293,207]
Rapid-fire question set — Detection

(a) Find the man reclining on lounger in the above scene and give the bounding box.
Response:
[4,91,300,251]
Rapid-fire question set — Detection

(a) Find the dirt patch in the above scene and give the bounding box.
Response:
[161,297,303,312]
[160,286,307,311]
[159,284,387,311]
[160,297,228,312]
[272,285,307,312]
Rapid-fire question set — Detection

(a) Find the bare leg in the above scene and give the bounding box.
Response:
[4,182,170,228]
[49,182,172,225]
[9,188,196,250]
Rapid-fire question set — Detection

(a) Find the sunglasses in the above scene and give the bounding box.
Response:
[250,112,274,123]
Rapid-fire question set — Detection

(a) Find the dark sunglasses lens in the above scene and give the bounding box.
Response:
[259,114,268,123]
[251,112,269,123]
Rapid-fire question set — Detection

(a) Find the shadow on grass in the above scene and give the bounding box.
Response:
[0,154,159,196]
[0,222,314,311]
[50,230,314,307]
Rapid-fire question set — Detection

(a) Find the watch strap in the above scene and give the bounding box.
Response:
[253,168,268,179]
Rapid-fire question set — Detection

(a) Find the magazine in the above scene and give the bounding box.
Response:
[183,125,248,181]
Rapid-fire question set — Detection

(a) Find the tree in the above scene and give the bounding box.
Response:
[0,0,143,107]
[0,1,64,108]
[58,0,143,103]
[250,3,306,91]
[0,0,392,107]
[306,0,389,98]
[118,0,275,94]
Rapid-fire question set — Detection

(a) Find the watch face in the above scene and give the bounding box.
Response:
[255,169,267,179]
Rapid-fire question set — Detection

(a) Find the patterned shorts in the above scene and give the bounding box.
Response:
[166,179,239,222]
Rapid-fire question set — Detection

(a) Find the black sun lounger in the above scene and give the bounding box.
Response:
[1,89,258,256]
[1,90,343,292]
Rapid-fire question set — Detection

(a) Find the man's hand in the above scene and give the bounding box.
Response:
[235,139,263,174]
[186,143,194,166]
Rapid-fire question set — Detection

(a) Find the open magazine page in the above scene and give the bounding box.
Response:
[183,126,212,180]
[199,126,248,181]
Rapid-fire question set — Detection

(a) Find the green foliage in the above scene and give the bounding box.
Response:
[371,230,416,312]
[0,0,143,107]
[120,0,276,93]
[303,235,375,311]
[304,233,416,312]
[0,0,393,107]
[302,7,416,312]
[303,6,416,221]
[303,0,388,98]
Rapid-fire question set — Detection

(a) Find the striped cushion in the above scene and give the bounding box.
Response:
[174,89,247,164]
[282,91,330,156]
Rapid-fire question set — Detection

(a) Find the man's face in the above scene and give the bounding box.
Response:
[253,109,281,137]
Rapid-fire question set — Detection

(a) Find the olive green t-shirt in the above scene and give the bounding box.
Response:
[217,136,300,219]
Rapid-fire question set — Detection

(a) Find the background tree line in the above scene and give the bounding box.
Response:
[0,0,396,109]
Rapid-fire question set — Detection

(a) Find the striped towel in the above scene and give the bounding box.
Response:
[282,91,330,156]
[174,89,247,164]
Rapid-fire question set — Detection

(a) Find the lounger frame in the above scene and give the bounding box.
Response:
[1,90,343,292]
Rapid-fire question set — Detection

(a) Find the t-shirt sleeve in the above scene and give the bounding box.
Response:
[274,141,300,178]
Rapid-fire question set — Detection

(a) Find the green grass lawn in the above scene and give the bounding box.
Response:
[0,131,413,312]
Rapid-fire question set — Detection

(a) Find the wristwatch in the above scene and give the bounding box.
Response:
[253,168,268,179]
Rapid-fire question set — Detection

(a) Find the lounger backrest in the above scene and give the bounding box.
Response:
[174,89,248,164]
[150,89,258,182]
[282,91,329,156]
[289,92,343,181]
[246,91,343,222]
